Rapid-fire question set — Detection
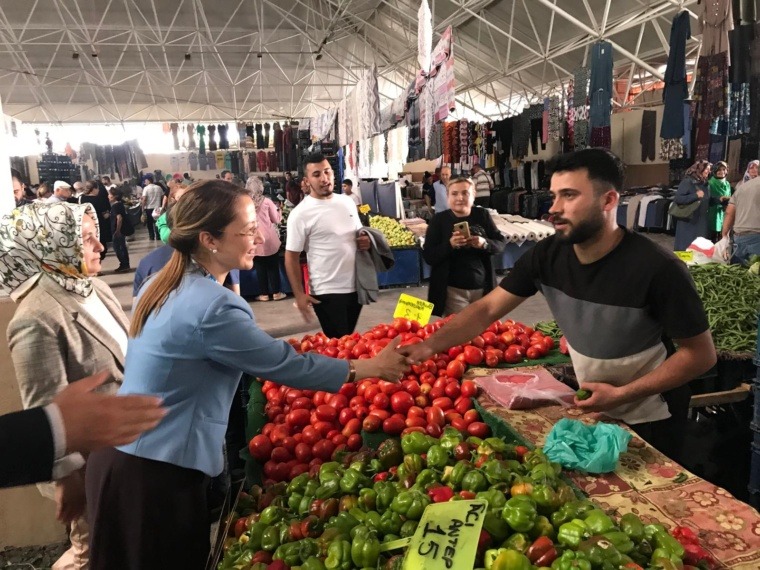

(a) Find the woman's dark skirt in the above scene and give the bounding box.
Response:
[86,447,210,570]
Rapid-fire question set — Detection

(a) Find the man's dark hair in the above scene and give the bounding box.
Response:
[547,149,625,194]
[221,170,231,178]
[144,174,154,184]
[343,179,353,187]
[303,152,327,169]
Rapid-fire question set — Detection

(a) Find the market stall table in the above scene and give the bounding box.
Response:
[468,365,760,570]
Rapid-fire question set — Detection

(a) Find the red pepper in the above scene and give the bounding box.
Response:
[458,490,476,500]
[389,466,398,477]
[682,542,717,569]
[477,530,492,552]
[527,536,558,567]
[474,454,490,468]
[373,472,390,482]
[515,445,529,461]
[427,485,455,503]
[672,526,699,546]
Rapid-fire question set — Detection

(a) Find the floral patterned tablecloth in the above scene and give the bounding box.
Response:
[470,367,760,570]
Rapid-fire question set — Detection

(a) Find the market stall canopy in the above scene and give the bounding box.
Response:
[0,0,701,123]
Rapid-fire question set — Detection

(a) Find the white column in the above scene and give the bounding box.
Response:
[0,96,15,214]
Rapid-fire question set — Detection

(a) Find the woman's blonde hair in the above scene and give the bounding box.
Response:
[130,180,248,337]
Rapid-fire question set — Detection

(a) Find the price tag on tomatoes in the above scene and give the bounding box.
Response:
[394,293,434,326]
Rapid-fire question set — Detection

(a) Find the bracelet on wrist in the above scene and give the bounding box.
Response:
[347,361,357,383]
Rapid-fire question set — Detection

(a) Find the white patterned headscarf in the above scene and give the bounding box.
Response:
[0,202,98,298]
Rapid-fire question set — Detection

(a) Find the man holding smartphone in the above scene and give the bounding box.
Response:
[422,177,507,316]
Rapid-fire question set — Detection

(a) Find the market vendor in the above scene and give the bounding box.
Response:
[400,148,717,461]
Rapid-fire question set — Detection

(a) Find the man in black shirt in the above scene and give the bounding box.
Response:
[401,149,716,459]
[108,188,131,272]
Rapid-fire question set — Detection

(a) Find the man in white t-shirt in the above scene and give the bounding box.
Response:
[342,179,362,207]
[472,164,494,208]
[285,154,370,338]
[433,166,451,214]
[141,174,164,241]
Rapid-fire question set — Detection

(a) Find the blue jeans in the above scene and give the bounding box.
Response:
[112,233,130,268]
[732,234,760,265]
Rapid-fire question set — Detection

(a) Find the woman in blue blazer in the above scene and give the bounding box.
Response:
[86,181,408,570]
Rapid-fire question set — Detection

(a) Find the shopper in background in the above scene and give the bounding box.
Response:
[673,160,711,251]
[285,153,369,338]
[401,149,716,462]
[48,180,73,203]
[707,161,731,240]
[12,168,32,207]
[722,172,760,264]
[141,174,164,241]
[342,178,362,207]
[86,181,407,569]
[286,171,302,205]
[736,159,759,189]
[36,183,53,202]
[221,170,234,183]
[471,163,494,208]
[72,181,85,200]
[109,188,131,273]
[246,176,285,302]
[155,183,188,244]
[79,180,112,261]
[422,171,436,215]
[423,177,506,317]
[433,165,452,214]
[100,176,116,191]
[1,202,129,570]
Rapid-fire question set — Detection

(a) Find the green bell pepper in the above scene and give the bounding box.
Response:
[319,462,344,483]
[273,542,301,566]
[461,469,489,492]
[377,438,404,470]
[383,533,400,543]
[619,513,645,543]
[316,479,341,500]
[301,556,326,570]
[403,453,424,475]
[379,510,404,536]
[359,487,377,511]
[399,519,419,538]
[482,459,514,485]
[260,525,280,552]
[287,472,310,495]
[277,522,290,546]
[304,479,320,497]
[502,495,538,533]
[557,519,590,548]
[326,511,360,535]
[584,510,616,534]
[439,426,464,451]
[259,505,284,525]
[447,460,473,488]
[288,492,303,512]
[602,530,634,554]
[577,536,622,568]
[652,531,685,559]
[374,481,397,513]
[401,431,435,455]
[485,548,532,570]
[483,510,511,541]
[363,510,382,533]
[478,437,512,456]
[414,468,439,491]
[324,539,352,570]
[426,444,450,470]
[477,489,507,511]
[339,468,369,494]
[351,528,381,567]
[550,500,596,527]
[531,484,560,512]
[298,494,315,516]
[529,515,556,540]
[644,523,667,542]
[529,462,558,483]
[246,521,267,551]
[502,532,531,553]
[390,490,431,520]
[550,550,592,570]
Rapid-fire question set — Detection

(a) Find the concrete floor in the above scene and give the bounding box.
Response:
[100,228,675,338]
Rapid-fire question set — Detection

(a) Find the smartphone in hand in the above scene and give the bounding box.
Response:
[453,221,471,240]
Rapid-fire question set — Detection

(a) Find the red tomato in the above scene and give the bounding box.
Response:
[349,396,364,409]
[516,334,531,349]
[347,433,362,451]
[461,381,477,398]
[286,408,310,429]
[291,397,312,410]
[426,423,443,438]
[301,426,320,446]
[294,442,312,462]
[289,463,309,479]
[270,446,292,463]
[446,360,465,379]
[432,397,454,411]
[313,421,333,437]
[323,346,339,358]
[405,416,427,428]
[248,435,272,461]
[542,336,556,351]
[326,430,340,440]
[464,409,480,423]
[313,440,335,461]
[281,437,297,454]
[327,394,348,410]
[485,353,499,367]
[354,406,369,421]
[331,433,347,446]
[407,406,426,419]
[393,317,412,332]
[467,422,489,438]
[369,409,390,421]
[390,391,415,415]
[499,331,515,345]
[293,433,303,443]
[418,371,436,385]
[301,340,313,352]
[429,386,445,400]
[454,397,473,415]
[383,416,406,435]
[262,423,274,437]
[451,417,470,431]
[444,382,461,399]
[372,393,390,409]
[379,381,400,395]
[426,405,445,427]
[272,462,291,482]
[364,385,381,403]
[471,335,485,349]
[338,407,356,426]
[338,382,357,398]
[526,346,542,360]
[266,405,283,421]
[414,394,429,408]
[401,380,421,396]
[315,404,338,422]
[504,345,524,364]
[342,418,361,437]
[481,331,497,346]
[351,342,368,358]
[444,410,462,422]
[313,391,328,406]
[362,415,382,432]
[448,346,463,359]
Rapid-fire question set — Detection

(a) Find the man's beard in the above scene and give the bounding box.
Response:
[554,210,605,244]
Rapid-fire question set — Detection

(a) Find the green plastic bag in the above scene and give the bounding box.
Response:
[543,418,631,474]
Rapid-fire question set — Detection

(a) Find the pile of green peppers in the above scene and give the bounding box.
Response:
[219,428,697,570]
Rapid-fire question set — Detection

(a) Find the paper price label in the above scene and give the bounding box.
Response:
[675,251,694,262]
[359,204,371,214]
[393,293,434,326]
[403,500,488,570]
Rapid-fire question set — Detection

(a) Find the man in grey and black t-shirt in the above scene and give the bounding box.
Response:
[400,149,716,460]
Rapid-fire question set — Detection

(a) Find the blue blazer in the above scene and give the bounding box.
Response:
[118,270,348,476]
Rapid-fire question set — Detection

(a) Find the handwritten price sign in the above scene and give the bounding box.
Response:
[393,293,434,326]
[403,500,488,570]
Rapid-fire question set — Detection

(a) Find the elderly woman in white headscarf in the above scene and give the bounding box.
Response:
[0,202,128,570]
[736,160,759,189]
[245,176,286,301]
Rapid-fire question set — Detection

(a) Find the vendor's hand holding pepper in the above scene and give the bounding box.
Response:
[573,382,627,412]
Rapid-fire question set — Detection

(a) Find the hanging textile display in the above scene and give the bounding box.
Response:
[429,26,456,123]
[311,108,338,141]
[588,41,613,149]
[548,95,561,141]
[698,0,734,64]
[418,0,432,72]
[387,126,409,179]
[369,134,388,179]
[565,81,574,151]
[660,10,691,157]
[337,99,348,147]
[406,79,424,162]
[572,68,589,149]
